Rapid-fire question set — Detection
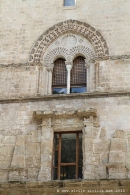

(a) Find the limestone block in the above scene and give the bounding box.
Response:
[41,153,52,168]
[126,166,130,179]
[99,128,106,139]
[126,152,130,165]
[94,165,106,179]
[83,168,94,179]
[2,136,16,144]
[42,128,53,141]
[113,130,124,138]
[100,152,109,164]
[26,143,40,156]
[83,138,93,151]
[42,118,51,126]
[38,168,51,181]
[110,139,124,152]
[25,156,40,168]
[0,170,8,182]
[83,152,92,163]
[0,145,14,156]
[108,166,126,179]
[14,146,25,155]
[0,145,14,168]
[41,141,53,154]
[94,140,110,153]
[26,130,41,143]
[16,135,25,146]
[83,127,93,138]
[109,152,125,164]
[127,139,130,151]
[93,154,100,166]
[11,155,25,168]
[27,168,39,181]
[9,170,26,181]
[0,158,12,170]
[93,127,99,139]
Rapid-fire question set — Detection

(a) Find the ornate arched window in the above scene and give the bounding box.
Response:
[70,56,86,93]
[52,57,86,94]
[52,58,67,94]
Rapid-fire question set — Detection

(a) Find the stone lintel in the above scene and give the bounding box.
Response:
[34,109,97,119]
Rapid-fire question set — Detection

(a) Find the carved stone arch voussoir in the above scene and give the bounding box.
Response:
[43,47,69,67]
[29,20,109,63]
[70,46,95,61]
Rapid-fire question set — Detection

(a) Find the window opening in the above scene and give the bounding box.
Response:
[52,58,67,94]
[70,56,86,93]
[64,0,76,6]
[52,131,83,180]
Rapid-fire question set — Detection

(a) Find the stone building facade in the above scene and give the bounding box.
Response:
[0,0,130,193]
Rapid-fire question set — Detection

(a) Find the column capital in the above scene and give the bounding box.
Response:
[65,61,73,66]
[66,64,72,71]
[95,61,100,67]
[46,63,54,72]
[85,59,91,69]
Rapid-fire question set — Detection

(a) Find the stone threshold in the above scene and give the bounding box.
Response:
[0,91,130,104]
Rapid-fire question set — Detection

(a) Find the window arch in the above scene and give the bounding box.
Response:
[70,56,86,93]
[52,58,67,94]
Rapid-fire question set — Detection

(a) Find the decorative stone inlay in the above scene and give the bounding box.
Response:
[90,54,130,63]
[29,20,109,62]
[44,46,95,67]
[61,34,77,48]
[44,47,68,66]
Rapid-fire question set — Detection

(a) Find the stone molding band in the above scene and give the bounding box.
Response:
[0,55,130,68]
[0,91,130,104]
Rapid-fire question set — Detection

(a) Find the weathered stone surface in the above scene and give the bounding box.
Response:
[108,166,126,179]
[109,152,125,164]
[11,156,25,168]
[126,152,130,165]
[94,140,110,153]
[0,170,8,182]
[113,130,125,138]
[110,139,124,151]
[26,143,40,156]
[9,170,26,181]
[99,128,106,139]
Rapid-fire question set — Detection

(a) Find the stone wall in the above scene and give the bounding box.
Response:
[0,180,130,195]
[0,96,130,181]
[0,59,130,98]
[0,0,130,64]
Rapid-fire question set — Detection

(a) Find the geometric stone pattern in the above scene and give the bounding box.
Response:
[44,46,95,67]
[29,20,109,62]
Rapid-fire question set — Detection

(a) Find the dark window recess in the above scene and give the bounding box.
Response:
[52,58,67,94]
[52,132,83,180]
[70,56,86,93]
[64,0,75,6]
[52,56,87,94]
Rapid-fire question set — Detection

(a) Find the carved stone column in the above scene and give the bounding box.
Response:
[46,63,54,94]
[82,116,94,179]
[65,62,72,94]
[38,117,53,181]
[95,61,99,91]
[85,59,90,92]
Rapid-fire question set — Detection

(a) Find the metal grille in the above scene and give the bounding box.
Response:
[52,58,67,86]
[71,56,86,85]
